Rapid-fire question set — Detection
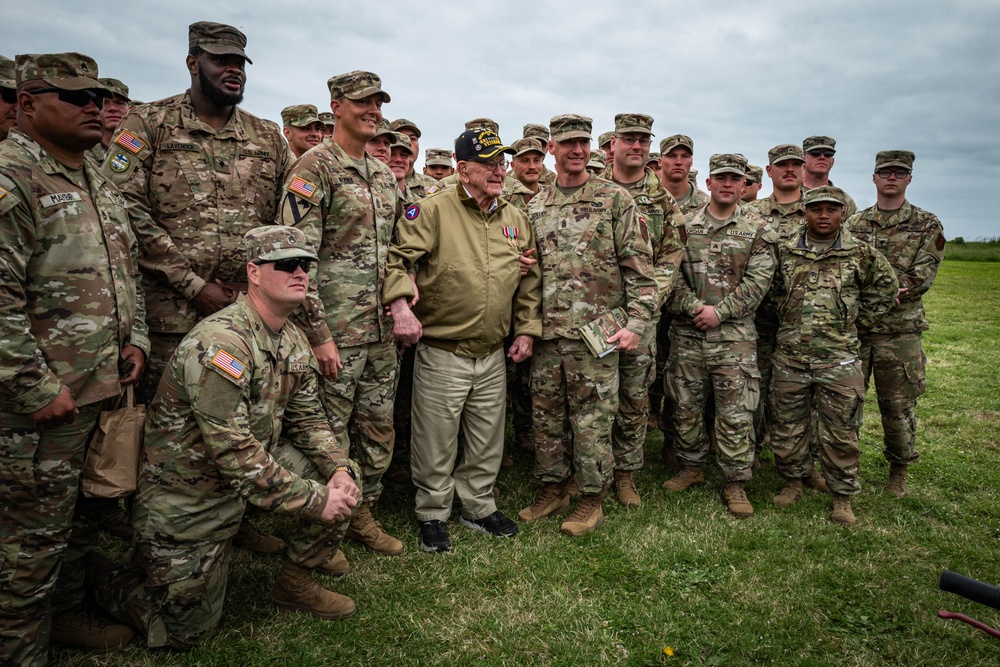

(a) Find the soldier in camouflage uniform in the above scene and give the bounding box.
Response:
[389,132,419,204]
[318,111,335,138]
[423,147,454,181]
[662,153,778,518]
[801,135,858,218]
[391,118,439,198]
[587,149,607,175]
[0,53,147,664]
[849,150,945,497]
[522,123,556,187]
[646,151,661,180]
[365,118,394,165]
[0,55,17,141]
[741,164,763,202]
[93,227,362,649]
[518,114,657,536]
[769,187,898,524]
[84,77,129,164]
[281,103,324,159]
[279,70,404,557]
[601,113,685,507]
[598,130,614,168]
[504,137,546,213]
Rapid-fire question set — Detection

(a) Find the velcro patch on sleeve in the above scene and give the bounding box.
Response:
[289,176,318,199]
[211,348,246,380]
[114,130,147,154]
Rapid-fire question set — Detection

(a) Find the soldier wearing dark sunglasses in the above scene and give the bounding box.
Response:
[801,135,858,217]
[0,55,18,141]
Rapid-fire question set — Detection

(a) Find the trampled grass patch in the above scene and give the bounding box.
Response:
[56,262,1000,666]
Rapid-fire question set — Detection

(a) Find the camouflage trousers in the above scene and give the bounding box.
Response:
[319,340,398,501]
[665,333,758,482]
[753,320,778,450]
[0,403,103,667]
[96,439,350,650]
[769,355,864,496]
[611,318,658,471]
[860,332,925,465]
[531,338,617,495]
[135,332,186,405]
[651,314,675,440]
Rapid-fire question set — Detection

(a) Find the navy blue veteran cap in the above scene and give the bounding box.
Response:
[454,128,515,162]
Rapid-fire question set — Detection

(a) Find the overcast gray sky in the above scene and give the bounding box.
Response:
[7,0,999,239]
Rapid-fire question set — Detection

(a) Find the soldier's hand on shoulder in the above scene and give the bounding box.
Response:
[31,387,79,431]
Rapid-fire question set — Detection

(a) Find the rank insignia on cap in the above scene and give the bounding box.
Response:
[114,130,146,154]
[404,204,420,220]
[211,349,246,380]
[110,153,130,172]
[289,176,317,198]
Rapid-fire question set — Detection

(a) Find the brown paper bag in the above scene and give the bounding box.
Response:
[81,385,145,499]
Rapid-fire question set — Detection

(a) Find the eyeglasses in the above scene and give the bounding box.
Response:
[617,135,652,147]
[745,180,758,187]
[875,168,910,179]
[24,87,107,109]
[1,88,15,104]
[807,150,835,158]
[256,257,313,273]
[477,159,508,171]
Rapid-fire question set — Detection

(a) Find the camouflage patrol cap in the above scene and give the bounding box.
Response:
[15,53,110,92]
[372,118,394,139]
[745,164,763,182]
[281,104,319,128]
[803,135,836,152]
[0,55,14,90]
[454,128,515,162]
[659,134,694,154]
[588,149,607,170]
[390,118,420,137]
[99,78,129,101]
[425,148,453,167]
[245,226,318,263]
[189,22,251,64]
[392,131,414,155]
[689,169,699,183]
[646,152,660,165]
[465,117,499,132]
[522,123,549,142]
[708,153,748,177]
[875,150,915,170]
[768,144,805,164]
[802,185,847,207]
[328,70,390,103]
[597,131,614,149]
[511,137,545,157]
[614,113,655,136]
[550,114,592,142]
[318,111,335,126]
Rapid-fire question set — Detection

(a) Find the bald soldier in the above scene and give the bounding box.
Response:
[390,118,438,198]
[602,113,685,507]
[0,56,16,141]
[281,104,325,158]
[0,52,147,662]
[801,135,858,218]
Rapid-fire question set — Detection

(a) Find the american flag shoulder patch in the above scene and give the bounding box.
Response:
[114,130,146,154]
[211,349,246,380]
[289,176,317,199]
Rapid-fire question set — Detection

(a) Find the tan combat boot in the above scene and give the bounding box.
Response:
[830,494,856,525]
[51,610,134,652]
[772,479,803,508]
[661,444,683,472]
[233,517,287,555]
[272,560,356,620]
[614,471,641,507]
[560,494,605,537]
[722,482,754,518]
[805,468,831,494]
[317,548,350,577]
[662,466,705,492]
[518,482,570,522]
[886,464,908,498]
[345,501,404,556]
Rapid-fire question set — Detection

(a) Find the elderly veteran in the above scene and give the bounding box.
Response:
[385,128,542,552]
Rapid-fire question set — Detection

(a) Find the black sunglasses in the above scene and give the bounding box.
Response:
[25,86,107,109]
[807,150,836,158]
[257,257,312,273]
[1,88,15,104]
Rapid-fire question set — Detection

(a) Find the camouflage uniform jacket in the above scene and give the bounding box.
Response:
[749,193,807,328]
[771,228,898,365]
[133,295,348,545]
[279,140,399,348]
[539,165,556,188]
[405,170,439,199]
[847,200,944,333]
[674,182,710,221]
[527,176,657,339]
[384,186,542,358]
[668,203,778,342]
[602,166,687,307]
[501,178,540,214]
[103,92,290,334]
[85,142,108,165]
[0,130,149,413]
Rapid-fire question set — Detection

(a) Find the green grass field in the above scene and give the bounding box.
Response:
[944,239,1000,262]
[56,262,1000,667]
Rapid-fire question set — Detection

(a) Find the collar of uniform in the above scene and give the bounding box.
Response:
[792,226,856,254]
[7,129,89,185]
[459,182,502,214]
[765,194,804,216]
[503,178,535,197]
[697,202,742,230]
[180,90,247,140]
[233,293,285,359]
[606,165,658,196]
[542,173,600,206]
[865,199,913,227]
[327,139,380,182]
